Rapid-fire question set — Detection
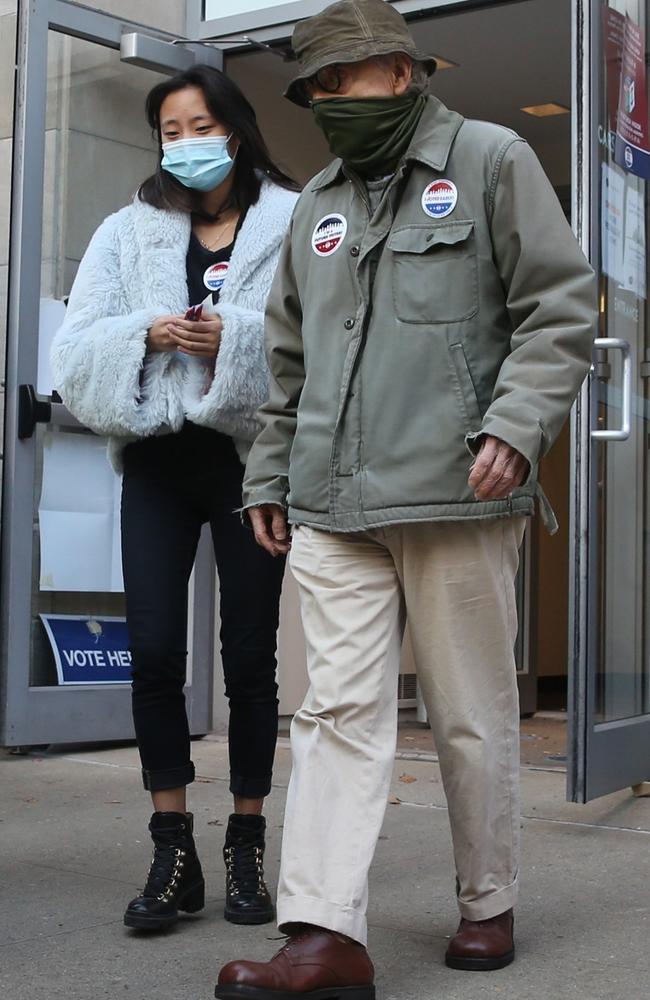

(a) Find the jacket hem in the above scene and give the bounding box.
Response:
[287,496,535,532]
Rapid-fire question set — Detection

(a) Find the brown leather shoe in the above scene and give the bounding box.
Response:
[445,908,515,971]
[215,924,375,999]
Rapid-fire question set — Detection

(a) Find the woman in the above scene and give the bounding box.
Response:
[51,66,299,932]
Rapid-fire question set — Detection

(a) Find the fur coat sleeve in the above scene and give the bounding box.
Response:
[50,210,185,439]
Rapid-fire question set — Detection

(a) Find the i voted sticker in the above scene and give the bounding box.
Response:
[421,180,458,219]
[204,261,229,292]
[312,214,348,257]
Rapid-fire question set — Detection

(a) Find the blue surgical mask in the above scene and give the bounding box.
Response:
[161,134,236,192]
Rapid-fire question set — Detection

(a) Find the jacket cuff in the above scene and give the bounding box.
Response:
[240,497,288,528]
[466,413,545,473]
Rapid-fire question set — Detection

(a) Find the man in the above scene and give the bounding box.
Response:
[216,1,596,996]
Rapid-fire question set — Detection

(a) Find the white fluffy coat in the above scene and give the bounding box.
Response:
[51,179,298,468]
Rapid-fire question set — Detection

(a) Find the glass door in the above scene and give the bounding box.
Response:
[1,0,221,747]
[569,0,650,801]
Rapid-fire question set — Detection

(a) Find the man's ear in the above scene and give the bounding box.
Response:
[392,53,414,96]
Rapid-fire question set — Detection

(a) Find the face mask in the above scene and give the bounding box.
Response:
[312,93,426,178]
[161,134,236,192]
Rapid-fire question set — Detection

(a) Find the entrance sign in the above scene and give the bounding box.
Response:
[40,615,132,685]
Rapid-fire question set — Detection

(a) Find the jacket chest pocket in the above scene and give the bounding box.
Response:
[387,220,478,325]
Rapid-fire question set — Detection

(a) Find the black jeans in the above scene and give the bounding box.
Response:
[121,422,285,798]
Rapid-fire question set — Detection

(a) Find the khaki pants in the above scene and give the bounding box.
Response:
[277,518,526,947]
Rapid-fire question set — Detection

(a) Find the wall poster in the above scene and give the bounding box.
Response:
[602,7,650,180]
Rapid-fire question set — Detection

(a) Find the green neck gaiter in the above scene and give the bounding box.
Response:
[312,93,427,178]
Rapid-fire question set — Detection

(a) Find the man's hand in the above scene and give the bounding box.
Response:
[249,504,291,557]
[468,435,529,501]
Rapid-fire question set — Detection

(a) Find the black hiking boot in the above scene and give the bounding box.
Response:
[223,814,274,925]
[124,811,205,931]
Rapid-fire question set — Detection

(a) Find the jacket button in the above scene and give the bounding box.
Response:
[344,318,355,330]
[350,245,360,257]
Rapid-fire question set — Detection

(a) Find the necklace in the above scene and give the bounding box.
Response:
[194,210,237,252]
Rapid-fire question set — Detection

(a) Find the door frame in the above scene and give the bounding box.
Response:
[0,0,218,746]
[568,0,650,802]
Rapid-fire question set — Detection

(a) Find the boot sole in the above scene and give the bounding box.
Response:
[215,986,375,1000]
[223,906,276,926]
[445,948,515,971]
[124,878,205,931]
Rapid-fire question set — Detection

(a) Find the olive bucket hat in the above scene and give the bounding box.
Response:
[285,0,438,107]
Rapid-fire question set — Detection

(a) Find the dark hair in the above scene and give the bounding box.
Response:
[138,64,298,217]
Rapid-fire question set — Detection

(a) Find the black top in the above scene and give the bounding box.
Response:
[186,232,235,308]
[185,212,246,307]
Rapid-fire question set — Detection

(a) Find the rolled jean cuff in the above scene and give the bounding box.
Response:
[141,762,195,792]
[277,893,367,947]
[457,877,519,921]
[229,772,272,799]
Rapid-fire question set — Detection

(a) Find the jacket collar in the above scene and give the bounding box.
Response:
[312,95,464,191]
[131,177,298,279]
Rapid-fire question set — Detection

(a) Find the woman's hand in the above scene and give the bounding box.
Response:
[146,315,184,353]
[170,315,223,359]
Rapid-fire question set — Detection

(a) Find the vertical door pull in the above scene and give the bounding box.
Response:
[591,338,631,442]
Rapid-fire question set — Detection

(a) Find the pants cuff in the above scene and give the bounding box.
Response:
[230,774,272,799]
[142,762,195,792]
[457,877,518,921]
[277,893,367,947]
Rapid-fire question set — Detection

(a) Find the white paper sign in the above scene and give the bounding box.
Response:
[37,298,67,396]
[601,162,626,285]
[39,429,124,593]
[621,185,646,299]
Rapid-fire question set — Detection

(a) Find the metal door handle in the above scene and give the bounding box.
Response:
[591,338,631,441]
[18,384,51,439]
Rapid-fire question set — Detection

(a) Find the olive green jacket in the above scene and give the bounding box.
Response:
[243,97,597,531]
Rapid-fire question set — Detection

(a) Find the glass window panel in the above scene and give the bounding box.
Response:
[30,33,168,686]
[204,0,290,19]
[595,0,650,722]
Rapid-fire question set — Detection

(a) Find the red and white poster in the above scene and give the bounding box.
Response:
[602,8,650,179]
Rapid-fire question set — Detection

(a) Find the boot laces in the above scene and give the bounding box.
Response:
[224,843,266,896]
[141,845,186,901]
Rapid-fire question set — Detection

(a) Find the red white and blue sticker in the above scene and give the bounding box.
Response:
[421,180,458,219]
[203,261,229,292]
[312,214,348,257]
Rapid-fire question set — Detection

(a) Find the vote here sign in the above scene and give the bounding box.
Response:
[40,615,132,685]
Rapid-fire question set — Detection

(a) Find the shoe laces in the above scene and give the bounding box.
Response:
[141,843,187,901]
[224,841,267,897]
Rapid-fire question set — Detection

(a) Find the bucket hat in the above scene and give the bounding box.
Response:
[285,0,438,107]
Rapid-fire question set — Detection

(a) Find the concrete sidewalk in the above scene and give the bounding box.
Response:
[1,735,648,1000]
